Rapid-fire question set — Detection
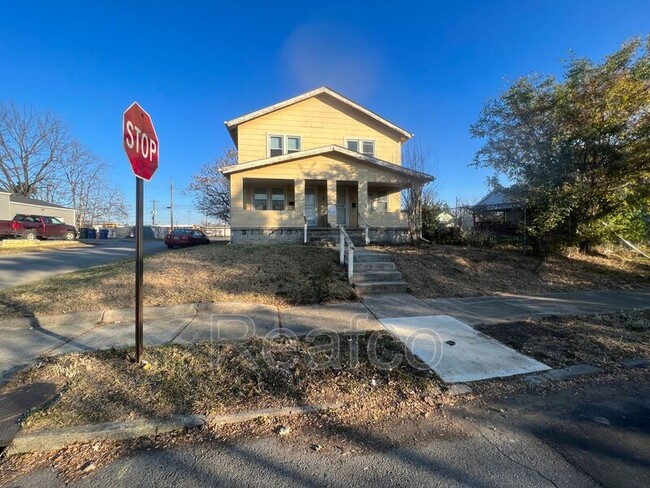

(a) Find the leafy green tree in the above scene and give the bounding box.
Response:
[471,38,650,253]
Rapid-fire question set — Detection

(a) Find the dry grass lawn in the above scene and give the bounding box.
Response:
[476,310,650,370]
[0,244,355,318]
[370,244,650,298]
[6,331,440,432]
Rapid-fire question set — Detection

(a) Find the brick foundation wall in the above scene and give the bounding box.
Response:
[231,227,410,245]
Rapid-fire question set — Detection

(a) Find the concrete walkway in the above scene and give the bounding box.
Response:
[362,289,650,383]
[362,289,650,321]
[1,289,648,385]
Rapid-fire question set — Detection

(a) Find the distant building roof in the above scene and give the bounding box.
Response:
[9,194,73,210]
[471,191,521,211]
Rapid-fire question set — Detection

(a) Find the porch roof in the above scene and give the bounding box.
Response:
[219,145,434,182]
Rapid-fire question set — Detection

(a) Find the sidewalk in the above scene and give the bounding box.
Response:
[1,289,649,385]
[0,302,382,385]
[362,288,650,382]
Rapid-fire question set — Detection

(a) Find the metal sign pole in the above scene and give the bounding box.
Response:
[135,176,144,363]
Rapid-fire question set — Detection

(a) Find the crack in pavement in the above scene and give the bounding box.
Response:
[473,425,561,488]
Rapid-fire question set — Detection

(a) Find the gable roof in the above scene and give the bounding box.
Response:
[220,144,433,182]
[471,191,521,211]
[9,194,73,210]
[224,87,414,144]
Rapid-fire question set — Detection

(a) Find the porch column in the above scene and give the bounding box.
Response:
[358,181,369,220]
[295,178,305,219]
[326,179,337,227]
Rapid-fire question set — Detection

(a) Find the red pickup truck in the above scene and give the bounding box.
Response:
[0,215,77,240]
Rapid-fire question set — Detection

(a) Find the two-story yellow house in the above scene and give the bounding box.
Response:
[221,87,432,244]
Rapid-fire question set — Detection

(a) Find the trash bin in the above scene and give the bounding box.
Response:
[79,228,88,239]
[99,229,109,239]
[87,229,97,239]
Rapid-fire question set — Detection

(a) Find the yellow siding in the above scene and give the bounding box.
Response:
[236,94,403,164]
[230,153,406,229]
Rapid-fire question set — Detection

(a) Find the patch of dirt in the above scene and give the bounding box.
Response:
[476,310,650,369]
[369,244,650,298]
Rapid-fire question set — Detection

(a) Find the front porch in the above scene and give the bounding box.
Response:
[236,177,407,235]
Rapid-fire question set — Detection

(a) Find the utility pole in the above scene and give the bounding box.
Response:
[168,179,174,230]
[151,200,158,226]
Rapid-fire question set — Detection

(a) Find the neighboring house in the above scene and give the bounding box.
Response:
[220,87,433,244]
[436,211,455,228]
[470,191,524,235]
[0,191,76,225]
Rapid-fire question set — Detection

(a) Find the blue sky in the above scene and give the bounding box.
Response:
[1,1,648,224]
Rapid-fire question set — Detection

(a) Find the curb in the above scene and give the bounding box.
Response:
[524,364,604,385]
[6,403,340,456]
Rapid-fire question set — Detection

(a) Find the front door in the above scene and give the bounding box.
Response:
[336,188,348,226]
[305,187,317,226]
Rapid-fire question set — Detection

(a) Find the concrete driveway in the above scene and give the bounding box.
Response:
[0,240,168,290]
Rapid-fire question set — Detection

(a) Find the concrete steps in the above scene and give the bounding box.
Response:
[349,251,408,294]
[355,280,409,294]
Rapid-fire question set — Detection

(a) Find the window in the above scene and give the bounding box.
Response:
[271,187,285,210]
[287,136,301,153]
[345,138,375,157]
[251,186,288,211]
[51,217,63,224]
[269,136,283,157]
[369,187,388,213]
[268,135,301,157]
[254,187,268,210]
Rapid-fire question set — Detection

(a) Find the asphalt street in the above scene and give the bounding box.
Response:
[8,380,650,487]
[0,240,168,289]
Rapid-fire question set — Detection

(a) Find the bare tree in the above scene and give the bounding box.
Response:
[189,148,237,224]
[0,102,69,196]
[400,143,436,244]
[39,140,129,227]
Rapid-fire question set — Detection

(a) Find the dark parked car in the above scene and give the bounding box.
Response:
[164,228,210,248]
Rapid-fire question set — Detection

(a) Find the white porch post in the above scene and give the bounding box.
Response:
[326,179,337,227]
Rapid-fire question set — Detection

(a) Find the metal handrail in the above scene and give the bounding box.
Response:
[357,211,370,245]
[339,226,355,283]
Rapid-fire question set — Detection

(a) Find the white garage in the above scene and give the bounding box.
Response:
[0,191,76,225]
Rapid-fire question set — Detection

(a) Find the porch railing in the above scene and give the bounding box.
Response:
[357,211,370,245]
[339,227,355,283]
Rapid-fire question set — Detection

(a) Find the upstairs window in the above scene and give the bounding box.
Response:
[287,136,301,153]
[345,138,375,157]
[268,135,301,157]
[269,136,283,157]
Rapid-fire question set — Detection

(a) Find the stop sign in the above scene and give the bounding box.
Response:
[123,102,159,181]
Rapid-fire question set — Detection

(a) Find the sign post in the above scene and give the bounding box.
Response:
[123,102,159,363]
